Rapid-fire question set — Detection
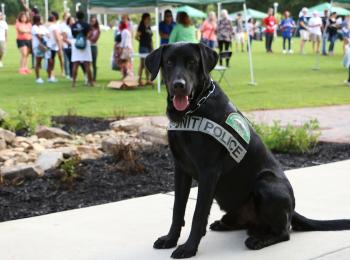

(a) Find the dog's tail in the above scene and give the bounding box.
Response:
[292,211,350,231]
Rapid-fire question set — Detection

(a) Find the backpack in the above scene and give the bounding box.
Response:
[75,32,87,50]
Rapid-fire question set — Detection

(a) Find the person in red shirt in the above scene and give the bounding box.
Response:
[263,8,277,53]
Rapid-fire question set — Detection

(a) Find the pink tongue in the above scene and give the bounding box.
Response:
[173,95,189,111]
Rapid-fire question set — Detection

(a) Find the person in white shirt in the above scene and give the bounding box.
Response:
[32,15,50,84]
[120,20,133,79]
[308,11,323,54]
[61,16,75,79]
[0,12,8,68]
[46,11,61,83]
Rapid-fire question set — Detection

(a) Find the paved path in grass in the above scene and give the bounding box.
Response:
[245,105,350,144]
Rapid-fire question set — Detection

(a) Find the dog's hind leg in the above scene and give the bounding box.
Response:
[245,172,294,250]
[210,212,246,231]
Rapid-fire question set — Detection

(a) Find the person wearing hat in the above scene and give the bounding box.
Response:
[0,12,8,68]
[308,11,322,54]
[299,7,309,54]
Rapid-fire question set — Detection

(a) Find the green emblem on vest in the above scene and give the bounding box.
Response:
[225,113,251,144]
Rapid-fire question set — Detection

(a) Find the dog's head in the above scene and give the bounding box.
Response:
[145,43,218,121]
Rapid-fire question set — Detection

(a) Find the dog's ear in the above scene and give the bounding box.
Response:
[197,43,219,75]
[145,45,166,81]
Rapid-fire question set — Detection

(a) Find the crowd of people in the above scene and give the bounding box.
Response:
[1,4,350,87]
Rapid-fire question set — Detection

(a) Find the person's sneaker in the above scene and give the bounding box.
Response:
[36,78,44,84]
[344,80,350,86]
[282,50,287,54]
[289,49,294,54]
[25,68,32,74]
[48,77,58,83]
[19,68,27,75]
[0,61,3,68]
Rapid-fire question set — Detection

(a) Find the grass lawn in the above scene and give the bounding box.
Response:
[0,26,349,118]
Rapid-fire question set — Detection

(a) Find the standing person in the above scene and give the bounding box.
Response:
[308,11,322,54]
[31,15,50,84]
[0,12,8,68]
[16,12,32,74]
[119,20,133,79]
[342,15,350,55]
[119,14,134,77]
[159,10,176,45]
[62,16,75,79]
[169,12,197,43]
[71,11,93,87]
[46,12,61,83]
[263,8,277,53]
[136,13,153,86]
[89,16,101,83]
[322,10,330,56]
[234,13,245,52]
[59,12,71,78]
[200,11,217,49]
[342,21,350,86]
[217,9,233,66]
[246,18,256,51]
[328,12,339,56]
[299,7,309,55]
[280,11,295,54]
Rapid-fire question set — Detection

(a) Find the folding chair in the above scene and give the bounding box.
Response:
[212,51,233,88]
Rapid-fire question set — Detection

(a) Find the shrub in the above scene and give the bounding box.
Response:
[252,119,320,154]
[59,155,81,184]
[0,100,51,135]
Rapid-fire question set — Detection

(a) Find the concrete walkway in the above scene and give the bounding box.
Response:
[246,105,350,144]
[0,160,350,260]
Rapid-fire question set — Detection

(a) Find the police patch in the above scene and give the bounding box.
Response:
[168,116,247,163]
[225,113,251,144]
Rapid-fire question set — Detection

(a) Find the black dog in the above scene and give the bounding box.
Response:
[145,43,350,259]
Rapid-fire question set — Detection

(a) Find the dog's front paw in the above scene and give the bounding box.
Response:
[171,243,197,259]
[153,235,178,249]
[245,237,265,250]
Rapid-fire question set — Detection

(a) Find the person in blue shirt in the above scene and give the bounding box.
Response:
[280,11,295,54]
[159,10,176,45]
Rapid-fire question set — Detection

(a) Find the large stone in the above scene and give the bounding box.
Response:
[0,138,6,151]
[0,128,16,144]
[0,149,16,162]
[35,150,64,171]
[0,164,43,180]
[101,137,120,154]
[110,117,151,132]
[138,126,168,145]
[76,145,102,160]
[36,126,72,140]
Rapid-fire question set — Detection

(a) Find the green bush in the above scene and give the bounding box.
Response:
[252,119,320,154]
[0,100,51,135]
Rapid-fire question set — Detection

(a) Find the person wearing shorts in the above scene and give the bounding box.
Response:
[16,12,32,74]
[308,11,322,54]
[46,11,61,83]
[136,13,153,86]
[0,12,8,68]
[299,8,309,54]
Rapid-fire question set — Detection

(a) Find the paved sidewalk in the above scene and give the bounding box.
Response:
[0,160,350,260]
[246,105,350,144]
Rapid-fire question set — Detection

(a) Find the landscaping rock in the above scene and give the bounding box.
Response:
[0,164,43,181]
[76,145,102,160]
[139,126,168,145]
[101,137,120,154]
[0,138,6,151]
[35,150,63,171]
[110,117,150,132]
[0,128,16,144]
[0,149,16,162]
[53,147,77,158]
[36,126,72,140]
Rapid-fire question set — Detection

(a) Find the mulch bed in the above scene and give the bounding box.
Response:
[1,116,350,222]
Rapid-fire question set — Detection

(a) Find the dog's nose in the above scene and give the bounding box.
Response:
[173,79,186,90]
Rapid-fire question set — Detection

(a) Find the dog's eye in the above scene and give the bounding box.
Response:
[188,60,196,66]
[166,60,173,67]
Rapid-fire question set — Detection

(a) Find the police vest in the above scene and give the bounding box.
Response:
[168,113,251,163]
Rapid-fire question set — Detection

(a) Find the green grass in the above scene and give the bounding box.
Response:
[0,26,350,117]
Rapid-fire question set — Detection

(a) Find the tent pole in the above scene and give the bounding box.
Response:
[155,6,161,93]
[217,3,222,21]
[243,2,257,86]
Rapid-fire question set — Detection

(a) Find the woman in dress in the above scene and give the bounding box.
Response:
[89,16,101,83]
[119,20,133,79]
